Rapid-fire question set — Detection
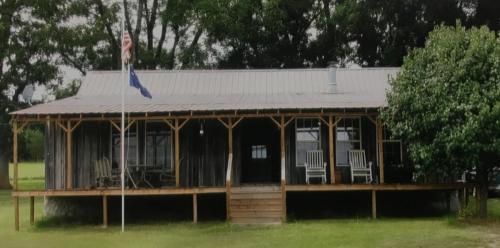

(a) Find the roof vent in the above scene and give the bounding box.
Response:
[328,67,337,94]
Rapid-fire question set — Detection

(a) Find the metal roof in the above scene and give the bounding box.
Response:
[12,68,399,116]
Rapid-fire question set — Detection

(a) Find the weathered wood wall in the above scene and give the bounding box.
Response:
[72,122,110,188]
[45,122,66,189]
[46,122,109,189]
[179,120,228,187]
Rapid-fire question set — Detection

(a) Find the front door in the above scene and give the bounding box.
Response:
[240,119,279,184]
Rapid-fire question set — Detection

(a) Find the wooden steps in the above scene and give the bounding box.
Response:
[229,186,282,225]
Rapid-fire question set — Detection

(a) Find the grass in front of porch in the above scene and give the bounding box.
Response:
[9,162,45,190]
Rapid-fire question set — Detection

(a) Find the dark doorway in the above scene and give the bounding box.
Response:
[239,118,280,184]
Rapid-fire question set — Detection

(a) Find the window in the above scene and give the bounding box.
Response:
[111,122,138,168]
[145,121,173,170]
[382,126,402,167]
[111,121,173,171]
[336,118,362,167]
[251,145,267,159]
[295,118,321,167]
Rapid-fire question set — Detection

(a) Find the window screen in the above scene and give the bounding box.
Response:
[295,118,321,167]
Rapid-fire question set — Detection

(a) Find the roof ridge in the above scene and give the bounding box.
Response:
[86,67,400,74]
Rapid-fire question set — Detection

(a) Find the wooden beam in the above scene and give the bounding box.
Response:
[226,154,233,221]
[109,120,121,131]
[280,116,286,222]
[285,183,470,192]
[228,118,233,154]
[103,195,108,228]
[269,116,280,128]
[30,196,35,225]
[284,116,295,127]
[14,197,19,231]
[56,120,69,132]
[372,190,377,219]
[376,118,385,184]
[193,193,198,224]
[232,117,244,128]
[328,116,335,184]
[11,187,227,197]
[13,122,19,190]
[14,111,383,123]
[174,119,180,187]
[69,120,82,132]
[66,121,73,189]
[217,118,230,129]
[178,118,189,129]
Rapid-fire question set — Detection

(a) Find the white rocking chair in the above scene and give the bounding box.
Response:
[349,150,373,183]
[305,150,327,184]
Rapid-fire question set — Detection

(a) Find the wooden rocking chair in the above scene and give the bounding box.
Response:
[349,150,373,183]
[305,150,327,184]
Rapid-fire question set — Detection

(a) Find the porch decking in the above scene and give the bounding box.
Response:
[11,182,473,229]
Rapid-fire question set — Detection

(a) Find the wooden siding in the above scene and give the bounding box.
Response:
[72,122,110,188]
[179,120,228,187]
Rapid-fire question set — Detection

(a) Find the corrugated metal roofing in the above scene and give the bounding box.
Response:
[12,68,399,115]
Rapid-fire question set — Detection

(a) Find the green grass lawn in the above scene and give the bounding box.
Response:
[9,162,44,180]
[1,164,499,248]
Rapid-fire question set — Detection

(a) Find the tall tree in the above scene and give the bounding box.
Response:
[382,24,500,217]
[0,0,60,188]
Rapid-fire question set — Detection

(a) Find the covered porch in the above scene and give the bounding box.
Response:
[10,110,473,230]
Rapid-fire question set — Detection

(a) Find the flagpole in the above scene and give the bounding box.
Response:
[120,3,126,233]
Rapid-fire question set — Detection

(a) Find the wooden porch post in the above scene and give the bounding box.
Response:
[30,196,35,225]
[66,121,73,189]
[102,195,108,228]
[217,117,242,221]
[56,120,81,190]
[164,118,189,187]
[270,115,294,223]
[328,116,335,184]
[279,116,287,222]
[174,119,180,187]
[12,121,19,231]
[371,190,377,219]
[193,193,198,223]
[376,118,385,184]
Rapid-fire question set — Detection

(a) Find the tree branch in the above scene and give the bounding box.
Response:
[155,21,168,61]
[95,0,120,68]
[181,28,203,69]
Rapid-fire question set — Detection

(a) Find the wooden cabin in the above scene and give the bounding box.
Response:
[10,68,468,229]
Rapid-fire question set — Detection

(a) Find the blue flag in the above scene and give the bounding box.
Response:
[129,66,152,99]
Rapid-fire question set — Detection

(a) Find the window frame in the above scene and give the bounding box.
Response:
[110,121,139,168]
[335,117,362,167]
[295,117,322,168]
[144,120,173,170]
[251,145,268,160]
[380,126,403,167]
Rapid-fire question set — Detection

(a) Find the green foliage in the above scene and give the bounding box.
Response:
[22,128,44,161]
[52,79,81,100]
[382,24,500,183]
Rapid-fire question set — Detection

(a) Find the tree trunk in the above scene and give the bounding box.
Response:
[0,151,12,189]
[477,181,488,218]
[476,167,489,218]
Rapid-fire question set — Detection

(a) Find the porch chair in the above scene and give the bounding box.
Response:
[348,150,372,183]
[102,157,121,187]
[94,159,104,187]
[305,150,327,184]
[94,157,120,188]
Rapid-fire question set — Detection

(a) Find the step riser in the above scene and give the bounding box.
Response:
[229,186,283,225]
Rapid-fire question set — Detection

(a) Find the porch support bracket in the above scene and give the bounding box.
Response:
[164,118,190,187]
